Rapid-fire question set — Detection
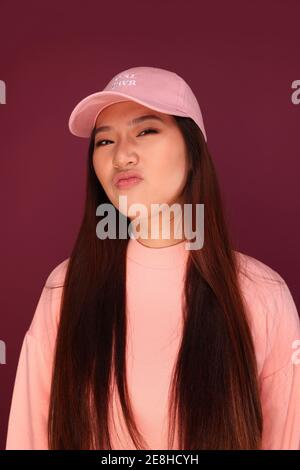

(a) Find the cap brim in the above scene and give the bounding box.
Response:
[68,90,184,138]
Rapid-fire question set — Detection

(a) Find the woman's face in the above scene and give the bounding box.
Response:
[92,100,189,222]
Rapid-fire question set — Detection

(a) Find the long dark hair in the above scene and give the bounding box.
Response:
[47,116,263,449]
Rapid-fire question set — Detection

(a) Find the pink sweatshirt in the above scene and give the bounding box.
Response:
[5,237,300,450]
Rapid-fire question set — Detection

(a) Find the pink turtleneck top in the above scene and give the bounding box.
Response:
[5,237,300,449]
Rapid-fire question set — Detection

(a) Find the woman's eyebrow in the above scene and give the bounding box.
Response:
[94,114,165,136]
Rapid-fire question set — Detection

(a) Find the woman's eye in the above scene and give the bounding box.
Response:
[138,128,158,137]
[94,128,158,148]
[95,139,111,147]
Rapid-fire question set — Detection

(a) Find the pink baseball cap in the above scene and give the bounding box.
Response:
[68,66,208,142]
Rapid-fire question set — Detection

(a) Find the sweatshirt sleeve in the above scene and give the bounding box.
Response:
[259,279,300,450]
[5,328,52,450]
[5,260,67,450]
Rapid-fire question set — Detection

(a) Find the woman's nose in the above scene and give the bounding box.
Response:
[112,139,138,167]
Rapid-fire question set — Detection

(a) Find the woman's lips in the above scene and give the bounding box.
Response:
[115,177,143,189]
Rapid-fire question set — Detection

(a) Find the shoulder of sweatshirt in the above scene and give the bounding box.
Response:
[234,250,300,378]
[234,249,294,313]
[26,257,71,354]
[44,257,70,288]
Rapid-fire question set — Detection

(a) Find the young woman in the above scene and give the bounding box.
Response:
[6,66,300,450]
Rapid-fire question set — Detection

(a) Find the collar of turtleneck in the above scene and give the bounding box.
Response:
[126,236,190,269]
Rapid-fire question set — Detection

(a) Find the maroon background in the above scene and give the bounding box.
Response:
[0,0,299,450]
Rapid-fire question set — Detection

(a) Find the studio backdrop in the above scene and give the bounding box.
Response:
[0,0,299,451]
